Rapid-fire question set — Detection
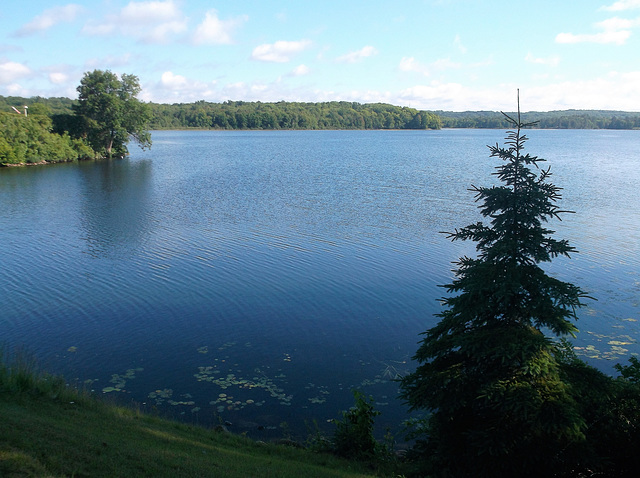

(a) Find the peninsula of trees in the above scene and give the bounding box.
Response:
[1,70,150,165]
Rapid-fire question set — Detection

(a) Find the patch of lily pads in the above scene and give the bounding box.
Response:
[102,367,143,393]
[195,365,293,411]
[208,391,266,413]
[148,388,173,405]
[573,331,638,361]
[96,343,412,428]
[217,341,237,352]
[305,383,330,404]
[148,388,197,407]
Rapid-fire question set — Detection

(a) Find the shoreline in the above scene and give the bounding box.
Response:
[1,156,105,168]
[1,160,51,167]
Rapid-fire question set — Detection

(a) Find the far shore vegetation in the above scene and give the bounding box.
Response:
[3,94,640,132]
[3,77,640,167]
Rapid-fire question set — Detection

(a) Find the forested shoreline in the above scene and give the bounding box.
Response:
[151,100,442,130]
[437,109,640,129]
[3,93,640,166]
[2,94,640,131]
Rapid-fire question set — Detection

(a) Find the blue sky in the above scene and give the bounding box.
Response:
[2,0,640,111]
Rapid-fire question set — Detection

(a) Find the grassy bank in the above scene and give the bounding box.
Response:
[0,353,388,477]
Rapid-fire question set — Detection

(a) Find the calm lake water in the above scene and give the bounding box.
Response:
[1,129,639,439]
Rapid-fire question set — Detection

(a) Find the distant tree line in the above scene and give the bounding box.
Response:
[149,100,442,130]
[0,96,441,131]
[0,95,75,116]
[3,94,640,136]
[438,109,640,129]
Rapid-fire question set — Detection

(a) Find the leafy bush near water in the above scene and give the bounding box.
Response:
[0,111,95,165]
[332,390,381,459]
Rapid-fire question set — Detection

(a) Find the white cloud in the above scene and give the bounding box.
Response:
[601,0,640,11]
[217,82,277,101]
[431,58,462,70]
[134,66,640,112]
[160,71,189,89]
[82,0,187,44]
[525,53,561,66]
[398,82,487,110]
[120,0,175,19]
[336,46,378,63]
[399,57,430,76]
[146,21,188,43]
[556,8,640,45]
[291,64,310,76]
[251,40,311,62]
[521,73,640,110]
[390,70,640,111]
[49,72,70,85]
[555,30,631,44]
[143,70,218,102]
[4,83,30,96]
[0,61,32,84]
[193,9,248,45]
[596,16,640,30]
[15,4,84,36]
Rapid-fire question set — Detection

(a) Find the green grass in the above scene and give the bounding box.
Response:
[0,351,390,477]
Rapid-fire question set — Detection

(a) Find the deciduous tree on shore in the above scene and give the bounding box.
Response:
[74,70,151,158]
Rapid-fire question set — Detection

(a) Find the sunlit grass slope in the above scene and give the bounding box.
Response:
[0,353,380,478]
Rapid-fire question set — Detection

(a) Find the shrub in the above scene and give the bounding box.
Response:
[333,389,381,459]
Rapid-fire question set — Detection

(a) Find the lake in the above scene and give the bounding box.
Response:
[1,129,638,440]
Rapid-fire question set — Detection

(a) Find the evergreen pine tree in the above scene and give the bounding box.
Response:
[400,94,590,477]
